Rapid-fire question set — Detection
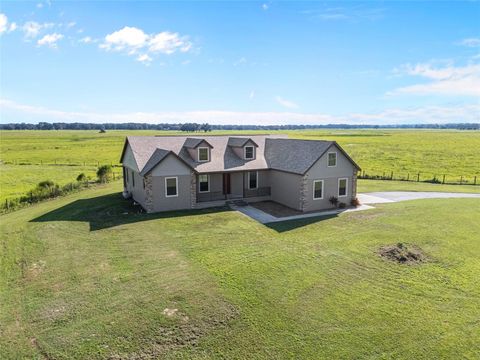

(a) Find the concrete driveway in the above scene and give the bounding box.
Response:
[358,191,480,204]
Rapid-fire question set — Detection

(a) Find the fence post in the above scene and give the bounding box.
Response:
[442,174,445,184]
[390,171,393,180]
[407,173,409,181]
[475,176,477,185]
[460,176,463,184]
[417,173,420,182]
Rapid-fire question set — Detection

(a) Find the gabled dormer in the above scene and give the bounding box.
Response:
[183,138,214,163]
[227,137,259,161]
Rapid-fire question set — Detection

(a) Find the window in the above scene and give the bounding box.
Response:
[132,171,135,187]
[328,152,337,167]
[313,180,324,200]
[248,171,258,189]
[244,146,254,160]
[338,178,348,197]
[199,174,209,193]
[198,147,209,162]
[165,177,178,197]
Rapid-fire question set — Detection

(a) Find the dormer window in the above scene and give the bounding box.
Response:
[198,147,209,162]
[328,152,337,167]
[244,146,254,160]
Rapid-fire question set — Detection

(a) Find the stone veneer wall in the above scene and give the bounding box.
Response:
[144,174,154,213]
[190,171,197,208]
[299,175,308,211]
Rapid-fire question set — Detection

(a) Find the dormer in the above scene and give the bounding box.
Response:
[227,137,259,161]
[183,138,214,163]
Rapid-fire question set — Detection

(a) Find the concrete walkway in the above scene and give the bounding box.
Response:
[358,191,480,204]
[231,191,480,225]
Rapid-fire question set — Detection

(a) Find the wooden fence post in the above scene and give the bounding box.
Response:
[390,171,393,180]
[417,173,420,182]
[460,176,463,183]
[475,176,477,185]
[407,173,409,181]
[442,174,445,184]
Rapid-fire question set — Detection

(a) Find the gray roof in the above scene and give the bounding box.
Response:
[183,137,213,149]
[265,138,333,174]
[122,134,359,175]
[227,137,258,147]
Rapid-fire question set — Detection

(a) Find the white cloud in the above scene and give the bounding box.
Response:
[79,36,93,43]
[8,22,17,32]
[66,21,76,29]
[276,96,299,109]
[37,3,44,8]
[389,62,480,97]
[233,57,247,66]
[0,13,8,34]
[22,21,54,38]
[262,4,269,10]
[100,26,192,63]
[459,38,480,48]
[136,53,152,65]
[37,33,64,48]
[1,98,478,125]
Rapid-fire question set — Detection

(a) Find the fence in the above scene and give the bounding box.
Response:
[3,160,122,167]
[358,170,479,186]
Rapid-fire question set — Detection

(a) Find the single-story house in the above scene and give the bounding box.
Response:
[120,135,361,213]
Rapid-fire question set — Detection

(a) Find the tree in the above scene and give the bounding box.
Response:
[96,165,113,183]
[201,123,211,132]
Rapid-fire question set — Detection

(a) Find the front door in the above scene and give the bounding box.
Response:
[223,173,231,195]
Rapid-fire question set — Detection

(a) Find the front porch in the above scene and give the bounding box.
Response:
[195,170,271,204]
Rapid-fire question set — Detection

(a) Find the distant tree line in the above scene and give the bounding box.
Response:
[0,122,478,131]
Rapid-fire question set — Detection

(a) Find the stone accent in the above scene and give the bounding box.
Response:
[190,171,197,208]
[144,174,154,213]
[299,174,308,211]
[351,170,358,200]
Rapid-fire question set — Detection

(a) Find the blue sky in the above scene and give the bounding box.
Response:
[0,1,479,125]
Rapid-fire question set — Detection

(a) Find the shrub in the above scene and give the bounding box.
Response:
[97,165,113,183]
[329,196,338,207]
[338,202,346,209]
[37,180,55,189]
[76,173,87,182]
[351,197,361,207]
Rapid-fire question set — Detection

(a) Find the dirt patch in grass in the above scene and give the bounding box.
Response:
[378,243,426,264]
[109,303,238,359]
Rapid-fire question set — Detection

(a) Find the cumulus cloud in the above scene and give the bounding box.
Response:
[79,36,93,43]
[389,62,480,97]
[1,98,478,125]
[276,96,299,109]
[136,53,152,65]
[37,33,64,48]
[22,21,54,38]
[0,13,8,34]
[262,4,269,11]
[99,26,192,63]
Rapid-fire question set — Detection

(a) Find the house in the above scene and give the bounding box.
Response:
[120,135,361,213]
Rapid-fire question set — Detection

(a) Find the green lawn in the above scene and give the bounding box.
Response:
[1,129,479,202]
[1,182,479,359]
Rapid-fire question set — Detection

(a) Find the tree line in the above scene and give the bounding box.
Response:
[0,122,478,131]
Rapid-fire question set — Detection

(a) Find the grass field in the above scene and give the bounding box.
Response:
[1,129,479,202]
[1,181,479,359]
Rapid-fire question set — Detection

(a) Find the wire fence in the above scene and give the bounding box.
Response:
[358,169,479,186]
[2,160,122,167]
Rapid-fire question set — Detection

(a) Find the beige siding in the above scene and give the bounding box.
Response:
[122,143,139,172]
[303,144,356,212]
[269,170,303,210]
[149,154,192,212]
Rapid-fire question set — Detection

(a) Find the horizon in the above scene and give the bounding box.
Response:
[1,1,479,125]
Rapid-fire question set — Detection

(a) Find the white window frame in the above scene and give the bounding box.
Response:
[248,171,258,189]
[198,147,209,162]
[313,180,324,200]
[165,176,178,197]
[198,174,210,193]
[327,152,337,167]
[338,177,348,197]
[244,146,255,160]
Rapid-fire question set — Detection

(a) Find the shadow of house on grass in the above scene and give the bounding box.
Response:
[30,193,230,231]
[264,214,338,233]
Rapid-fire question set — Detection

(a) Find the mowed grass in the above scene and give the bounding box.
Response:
[1,182,479,359]
[1,129,479,201]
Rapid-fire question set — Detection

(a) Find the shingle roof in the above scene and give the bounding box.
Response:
[227,137,258,147]
[121,135,359,175]
[183,137,213,149]
[265,138,333,174]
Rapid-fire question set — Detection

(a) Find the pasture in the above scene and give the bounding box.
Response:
[1,182,479,359]
[0,129,479,202]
